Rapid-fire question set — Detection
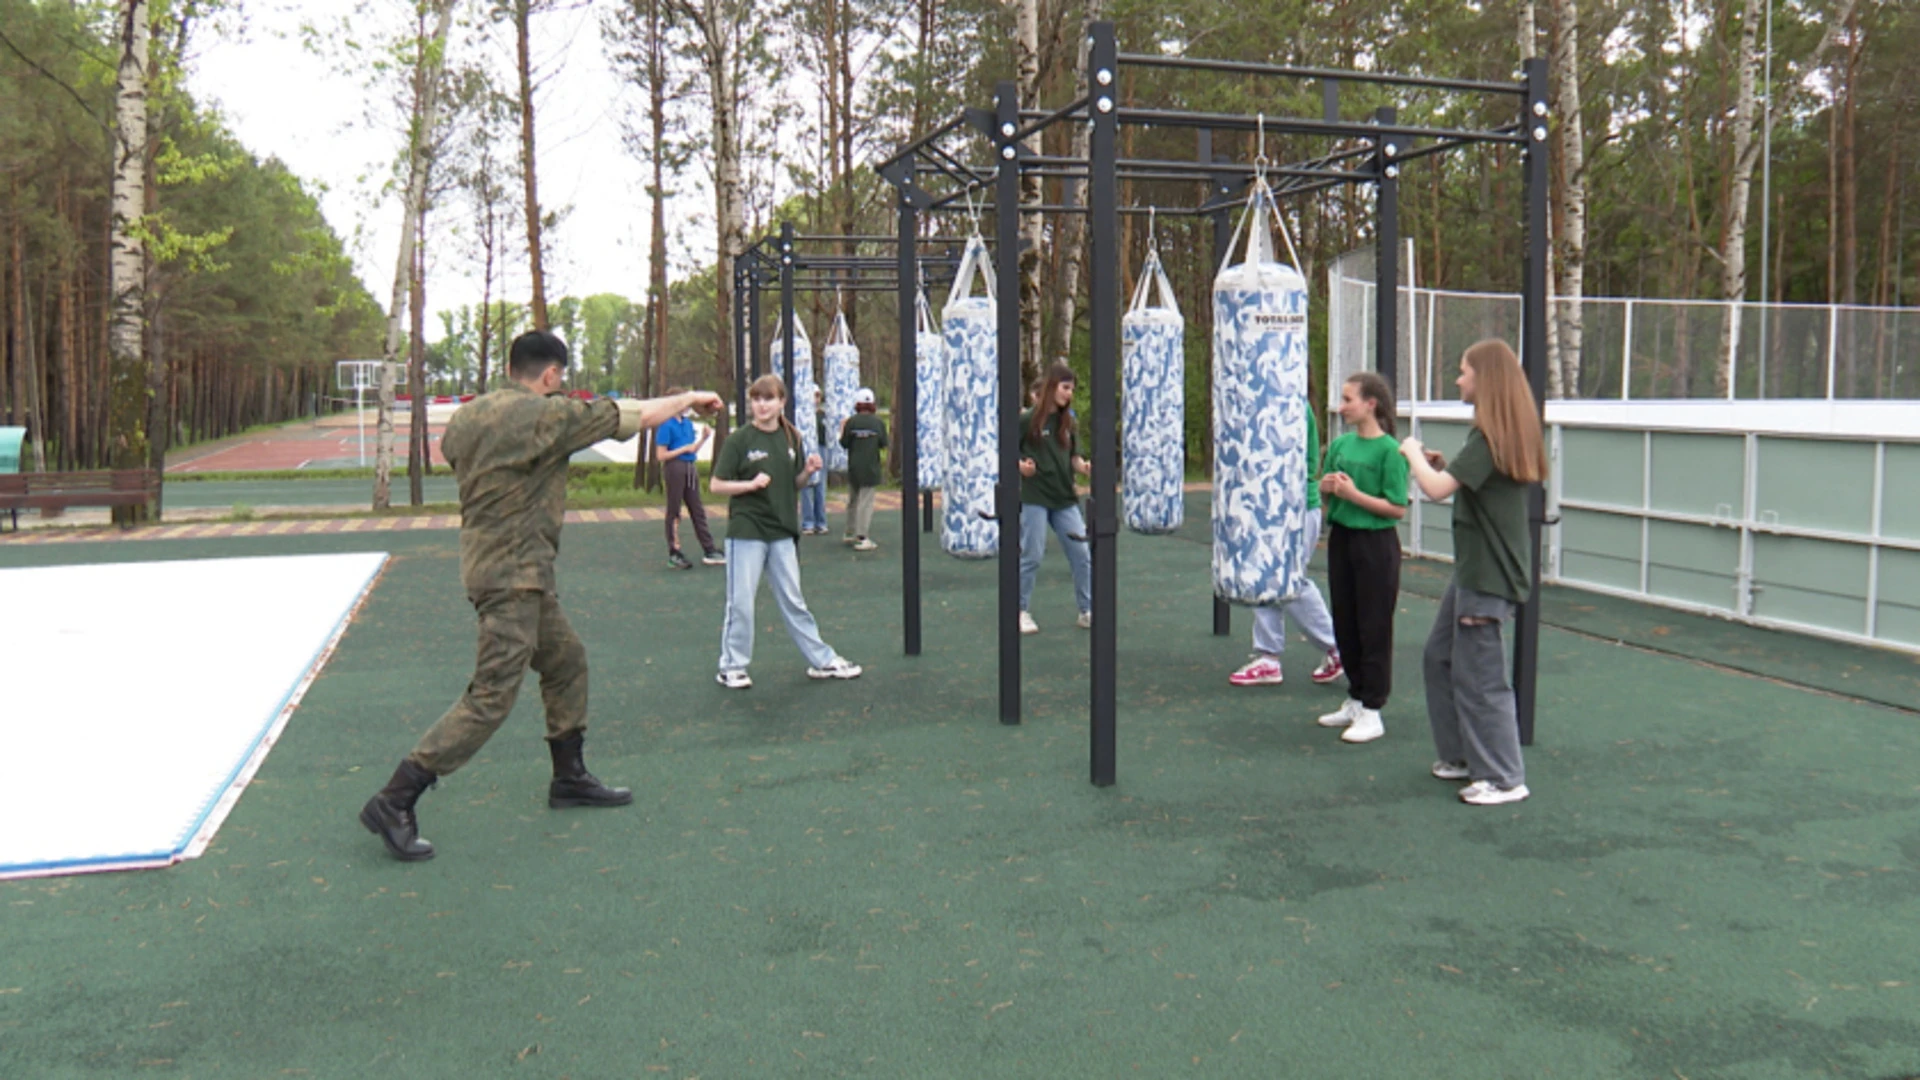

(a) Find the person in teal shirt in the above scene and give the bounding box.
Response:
[1315,372,1409,745]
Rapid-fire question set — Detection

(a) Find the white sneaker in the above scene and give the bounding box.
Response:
[1430,760,1471,781]
[1018,611,1039,635]
[807,656,863,680]
[1340,707,1385,743]
[716,669,752,689]
[1076,610,1092,630]
[1459,780,1530,805]
[1316,699,1360,727]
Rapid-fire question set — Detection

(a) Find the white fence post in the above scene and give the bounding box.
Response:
[1826,304,1839,400]
[1620,299,1634,401]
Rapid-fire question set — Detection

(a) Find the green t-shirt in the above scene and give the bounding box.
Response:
[1447,427,1534,602]
[839,413,889,488]
[1321,431,1409,530]
[1304,407,1322,513]
[714,423,804,542]
[1018,408,1080,510]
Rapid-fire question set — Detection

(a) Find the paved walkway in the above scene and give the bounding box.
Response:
[0,490,913,545]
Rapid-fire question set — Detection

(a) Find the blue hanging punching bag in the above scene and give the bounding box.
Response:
[914,288,946,492]
[941,235,997,558]
[1122,244,1185,534]
[770,321,818,459]
[822,311,859,473]
[1212,176,1311,604]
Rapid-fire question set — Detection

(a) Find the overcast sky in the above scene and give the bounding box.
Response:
[188,0,699,341]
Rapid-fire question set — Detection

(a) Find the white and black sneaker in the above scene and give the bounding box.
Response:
[716,669,752,689]
[806,656,863,680]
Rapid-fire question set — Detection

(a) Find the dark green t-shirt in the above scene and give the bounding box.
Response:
[1447,427,1534,602]
[1322,431,1409,530]
[1019,408,1080,510]
[839,413,889,488]
[714,423,804,542]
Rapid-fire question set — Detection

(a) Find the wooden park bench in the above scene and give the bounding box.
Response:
[0,470,161,532]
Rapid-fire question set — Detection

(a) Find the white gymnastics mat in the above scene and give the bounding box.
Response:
[0,552,387,880]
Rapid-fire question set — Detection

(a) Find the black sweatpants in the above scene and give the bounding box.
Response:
[1326,522,1402,710]
[664,459,715,555]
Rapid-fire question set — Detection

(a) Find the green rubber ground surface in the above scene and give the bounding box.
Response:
[3,505,1917,1079]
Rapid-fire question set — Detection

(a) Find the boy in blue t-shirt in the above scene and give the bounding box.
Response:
[655,387,723,569]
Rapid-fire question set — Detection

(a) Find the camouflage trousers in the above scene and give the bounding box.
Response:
[408,588,588,776]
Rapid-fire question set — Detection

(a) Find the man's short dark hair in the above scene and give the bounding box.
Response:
[509,330,569,380]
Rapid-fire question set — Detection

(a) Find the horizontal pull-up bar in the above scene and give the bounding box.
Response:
[1021,156,1372,184]
[875,113,970,172]
[1007,94,1090,144]
[788,234,972,245]
[1116,51,1528,98]
[1113,107,1528,146]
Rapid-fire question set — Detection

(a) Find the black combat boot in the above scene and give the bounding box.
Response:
[548,733,633,808]
[359,759,437,861]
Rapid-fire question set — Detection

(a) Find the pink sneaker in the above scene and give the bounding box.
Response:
[1229,656,1285,686]
[1310,651,1344,684]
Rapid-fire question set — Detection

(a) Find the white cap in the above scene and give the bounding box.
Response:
[854,387,875,405]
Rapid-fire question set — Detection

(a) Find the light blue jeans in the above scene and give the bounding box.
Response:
[719,537,837,672]
[1019,503,1092,614]
[1250,507,1338,664]
[800,470,828,531]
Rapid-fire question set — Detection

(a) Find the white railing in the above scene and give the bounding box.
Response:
[1330,276,1920,404]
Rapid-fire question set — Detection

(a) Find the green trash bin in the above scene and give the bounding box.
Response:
[0,427,23,475]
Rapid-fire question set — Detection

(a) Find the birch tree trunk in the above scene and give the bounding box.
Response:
[676,0,747,405]
[375,0,455,510]
[1046,0,1105,365]
[107,0,151,491]
[515,0,551,331]
[1550,0,1586,399]
[643,0,670,492]
[1715,0,1765,395]
[1014,0,1043,387]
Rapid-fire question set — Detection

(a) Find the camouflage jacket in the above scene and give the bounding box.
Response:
[443,384,620,595]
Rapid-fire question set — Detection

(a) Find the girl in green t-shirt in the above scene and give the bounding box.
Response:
[709,374,862,690]
[1400,339,1547,806]
[1316,372,1410,745]
[1016,362,1093,634]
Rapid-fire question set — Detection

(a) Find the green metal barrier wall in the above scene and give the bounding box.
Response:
[1401,416,1919,655]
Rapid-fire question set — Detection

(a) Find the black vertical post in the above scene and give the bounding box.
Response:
[733,266,749,424]
[994,81,1023,726]
[748,262,764,390]
[1515,60,1550,746]
[781,223,797,425]
[897,194,923,657]
[1087,24,1119,786]
[1374,106,1400,397]
[923,490,934,532]
[1207,133,1233,638]
[1322,79,1339,123]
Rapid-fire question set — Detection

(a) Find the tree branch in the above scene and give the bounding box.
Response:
[0,25,110,130]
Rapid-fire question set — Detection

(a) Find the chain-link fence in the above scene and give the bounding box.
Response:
[1329,261,1920,401]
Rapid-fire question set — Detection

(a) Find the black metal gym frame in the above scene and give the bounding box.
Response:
[877,21,1550,785]
[733,226,963,656]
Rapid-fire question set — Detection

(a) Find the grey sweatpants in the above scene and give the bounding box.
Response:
[846,486,878,539]
[1423,582,1526,788]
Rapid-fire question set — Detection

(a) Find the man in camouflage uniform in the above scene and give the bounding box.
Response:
[360,330,723,861]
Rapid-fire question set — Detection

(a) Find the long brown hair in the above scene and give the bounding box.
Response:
[1027,361,1077,448]
[747,374,803,454]
[1345,372,1397,437]
[1461,340,1547,483]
